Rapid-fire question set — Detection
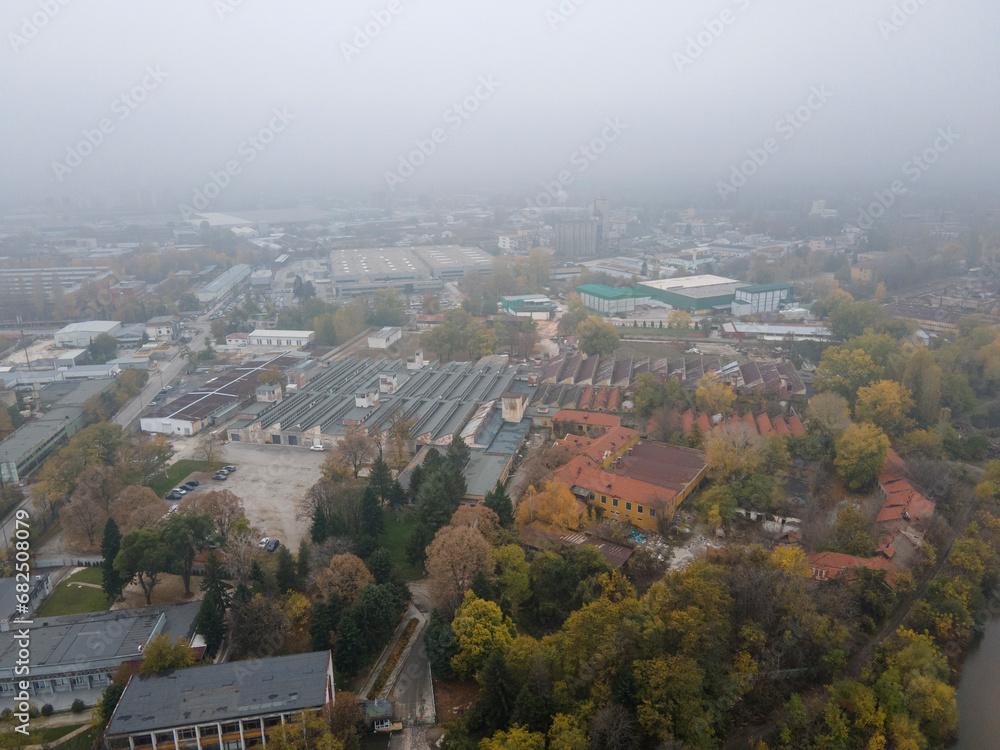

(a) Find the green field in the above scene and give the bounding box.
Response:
[148,459,215,497]
[59,726,99,750]
[378,511,423,581]
[65,567,104,585]
[34,574,109,618]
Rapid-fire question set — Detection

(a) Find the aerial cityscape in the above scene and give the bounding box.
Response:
[2,2,1000,750]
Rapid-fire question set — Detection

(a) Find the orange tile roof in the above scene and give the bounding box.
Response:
[772,416,790,435]
[787,415,806,435]
[553,411,622,428]
[757,414,774,434]
[808,551,896,581]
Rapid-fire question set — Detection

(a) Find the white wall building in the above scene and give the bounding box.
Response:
[368,327,402,349]
[196,264,252,304]
[54,321,122,348]
[248,329,315,348]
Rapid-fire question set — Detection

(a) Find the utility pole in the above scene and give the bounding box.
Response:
[16,315,31,371]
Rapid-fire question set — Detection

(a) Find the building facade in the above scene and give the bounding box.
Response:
[247,330,315,348]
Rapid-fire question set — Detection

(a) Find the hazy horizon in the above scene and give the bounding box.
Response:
[5,0,999,214]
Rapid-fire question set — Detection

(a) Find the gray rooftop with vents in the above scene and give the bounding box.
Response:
[106,651,331,736]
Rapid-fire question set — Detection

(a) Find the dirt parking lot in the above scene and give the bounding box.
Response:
[180,442,326,551]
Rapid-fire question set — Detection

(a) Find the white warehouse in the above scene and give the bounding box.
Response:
[368,327,402,349]
[248,329,315,348]
[54,321,122,348]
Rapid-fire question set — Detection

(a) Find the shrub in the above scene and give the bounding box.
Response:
[41,704,54,717]
[71,699,87,713]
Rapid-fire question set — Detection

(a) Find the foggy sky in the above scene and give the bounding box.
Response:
[4,0,998,212]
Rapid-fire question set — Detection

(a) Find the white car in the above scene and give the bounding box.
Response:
[172,487,188,495]
[258,537,270,549]
[309,443,326,452]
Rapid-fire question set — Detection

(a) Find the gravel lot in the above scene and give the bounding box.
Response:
[181,442,326,551]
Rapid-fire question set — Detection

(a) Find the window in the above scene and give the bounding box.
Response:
[637,505,644,514]
[156,733,176,748]
[133,735,153,747]
[199,726,220,740]
[231,433,241,442]
[600,495,607,504]
[224,742,242,750]
[184,428,191,435]
[612,498,619,507]
[288,436,298,446]
[263,717,282,729]
[625,502,632,511]
[177,729,196,741]
[0,684,13,694]
[272,435,281,445]
[649,508,656,517]
[221,724,240,735]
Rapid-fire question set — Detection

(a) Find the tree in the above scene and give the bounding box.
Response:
[115,527,172,605]
[275,546,298,593]
[695,374,736,417]
[451,504,500,536]
[354,583,405,650]
[703,424,765,482]
[333,611,367,676]
[422,294,441,314]
[484,479,514,528]
[368,456,393,502]
[258,365,287,394]
[87,333,119,364]
[63,494,108,551]
[164,513,215,596]
[210,318,229,345]
[451,591,517,678]
[101,517,124,602]
[367,547,393,584]
[427,525,495,616]
[493,545,531,615]
[336,426,376,478]
[515,481,585,532]
[139,634,195,675]
[828,300,885,340]
[425,610,457,678]
[229,593,289,660]
[479,725,546,750]
[196,553,231,653]
[835,423,890,491]
[577,316,619,356]
[589,705,639,750]
[854,380,914,436]
[667,310,693,330]
[548,715,588,750]
[360,485,384,537]
[807,391,851,438]
[309,597,338,651]
[197,430,226,469]
[903,348,943,424]
[265,712,343,750]
[178,489,245,543]
[814,347,884,402]
[118,433,172,486]
[316,553,374,607]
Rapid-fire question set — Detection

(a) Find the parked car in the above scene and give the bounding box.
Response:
[266,539,281,552]
[165,491,183,501]
[172,487,188,495]
[212,473,227,481]
[186,480,200,487]
[258,537,270,549]
[309,444,326,452]
[223,465,237,473]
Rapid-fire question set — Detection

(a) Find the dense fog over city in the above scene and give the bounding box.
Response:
[5,0,998,210]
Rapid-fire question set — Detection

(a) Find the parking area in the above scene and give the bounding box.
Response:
[175,442,326,551]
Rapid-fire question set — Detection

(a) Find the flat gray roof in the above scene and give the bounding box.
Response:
[106,651,331,736]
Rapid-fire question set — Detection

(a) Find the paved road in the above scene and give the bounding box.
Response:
[114,310,213,429]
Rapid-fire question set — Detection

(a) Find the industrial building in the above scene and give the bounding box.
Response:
[720,321,831,342]
[500,295,555,318]
[247,329,315,348]
[368,327,403,349]
[556,220,600,257]
[0,266,116,301]
[54,320,122,348]
[196,264,252,303]
[140,355,300,436]
[329,245,491,297]
[637,275,742,313]
[0,603,199,712]
[730,283,794,315]
[145,315,180,341]
[104,652,335,750]
[577,284,650,315]
[0,379,117,483]
[251,268,274,287]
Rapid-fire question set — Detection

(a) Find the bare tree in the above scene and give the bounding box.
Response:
[178,489,246,543]
[426,525,494,617]
[335,425,375,478]
[224,531,263,586]
[63,496,108,550]
[197,431,226,470]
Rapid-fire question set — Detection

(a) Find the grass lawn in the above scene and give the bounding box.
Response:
[31,724,89,744]
[59,726,99,750]
[35,576,109,618]
[66,567,104,585]
[148,459,215,497]
[379,510,423,581]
